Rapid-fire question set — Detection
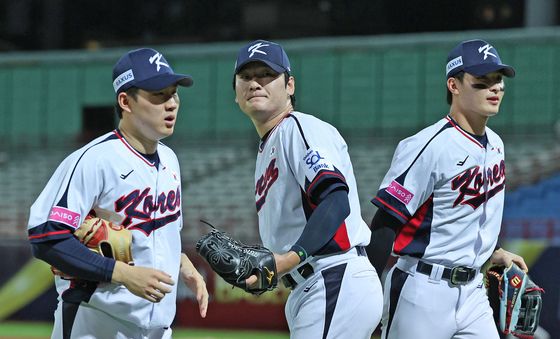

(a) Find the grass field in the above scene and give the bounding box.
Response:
[0,322,290,339]
[0,322,383,338]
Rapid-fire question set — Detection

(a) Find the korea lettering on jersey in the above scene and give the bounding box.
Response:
[372,116,505,268]
[254,111,371,254]
[27,130,182,329]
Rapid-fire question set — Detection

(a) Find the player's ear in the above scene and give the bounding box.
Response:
[286,76,295,96]
[447,77,459,95]
[118,92,132,114]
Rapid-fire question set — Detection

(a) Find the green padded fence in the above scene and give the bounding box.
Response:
[1,27,560,144]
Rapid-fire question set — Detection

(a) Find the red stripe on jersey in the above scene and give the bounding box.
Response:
[394,196,433,253]
[306,171,346,196]
[28,230,71,240]
[445,116,484,148]
[374,196,409,222]
[113,130,156,167]
[333,221,351,251]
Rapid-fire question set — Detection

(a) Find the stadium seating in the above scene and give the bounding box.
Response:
[2,136,559,243]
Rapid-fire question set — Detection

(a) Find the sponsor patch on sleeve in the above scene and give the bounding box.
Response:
[48,206,81,229]
[386,180,414,205]
[302,148,333,177]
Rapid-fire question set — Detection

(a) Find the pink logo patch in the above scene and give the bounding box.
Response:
[48,207,81,229]
[386,180,414,205]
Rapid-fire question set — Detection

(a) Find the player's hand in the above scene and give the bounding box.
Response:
[490,248,528,272]
[245,252,299,287]
[111,261,175,303]
[180,253,208,318]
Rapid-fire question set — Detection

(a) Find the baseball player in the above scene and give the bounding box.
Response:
[27,48,208,339]
[367,39,529,339]
[233,40,383,338]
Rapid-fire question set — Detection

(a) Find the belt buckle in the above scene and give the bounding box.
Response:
[450,266,471,285]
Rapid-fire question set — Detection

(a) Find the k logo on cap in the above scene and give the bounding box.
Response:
[445,39,515,78]
[234,39,291,75]
[112,48,193,94]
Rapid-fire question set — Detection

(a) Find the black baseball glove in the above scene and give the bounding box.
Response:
[195,221,277,295]
[486,263,544,338]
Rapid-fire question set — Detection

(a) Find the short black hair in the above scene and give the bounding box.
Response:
[447,71,465,105]
[283,72,296,108]
[114,87,139,119]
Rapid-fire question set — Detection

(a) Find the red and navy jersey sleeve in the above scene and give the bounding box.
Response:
[372,125,446,224]
[284,114,349,205]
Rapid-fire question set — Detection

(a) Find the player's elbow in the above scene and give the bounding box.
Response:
[31,242,47,262]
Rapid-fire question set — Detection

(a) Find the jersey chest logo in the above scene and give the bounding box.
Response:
[451,160,505,209]
[255,158,279,212]
[115,187,181,233]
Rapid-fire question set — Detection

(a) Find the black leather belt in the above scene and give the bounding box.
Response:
[416,261,477,285]
[281,263,314,289]
[281,247,367,289]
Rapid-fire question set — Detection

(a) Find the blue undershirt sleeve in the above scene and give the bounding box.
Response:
[31,236,115,282]
[290,188,350,261]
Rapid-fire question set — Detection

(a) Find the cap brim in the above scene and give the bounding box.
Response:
[235,59,286,74]
[464,63,516,78]
[134,73,194,91]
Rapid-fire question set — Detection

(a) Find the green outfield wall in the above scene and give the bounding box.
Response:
[1,27,560,144]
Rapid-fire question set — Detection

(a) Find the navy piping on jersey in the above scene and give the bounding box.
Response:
[114,130,159,167]
[138,150,160,168]
[62,301,79,339]
[258,113,311,152]
[386,267,409,337]
[57,133,119,208]
[62,280,98,339]
[258,128,274,152]
[288,114,310,149]
[445,116,487,149]
[321,263,347,339]
[395,121,452,185]
[461,128,488,148]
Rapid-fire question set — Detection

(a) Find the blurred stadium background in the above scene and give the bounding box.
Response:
[0,0,559,338]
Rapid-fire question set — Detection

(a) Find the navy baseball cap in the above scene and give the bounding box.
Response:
[446,39,515,78]
[112,48,193,94]
[234,40,291,74]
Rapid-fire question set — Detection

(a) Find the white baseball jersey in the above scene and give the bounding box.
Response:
[254,111,371,253]
[373,115,505,268]
[27,129,183,330]
[374,115,505,339]
[255,111,382,338]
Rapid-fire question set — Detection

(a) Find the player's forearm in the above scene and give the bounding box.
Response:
[32,237,115,282]
[290,189,350,261]
[366,208,399,278]
[179,253,201,279]
[275,251,301,275]
[367,227,396,278]
[180,252,194,270]
[111,261,131,284]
